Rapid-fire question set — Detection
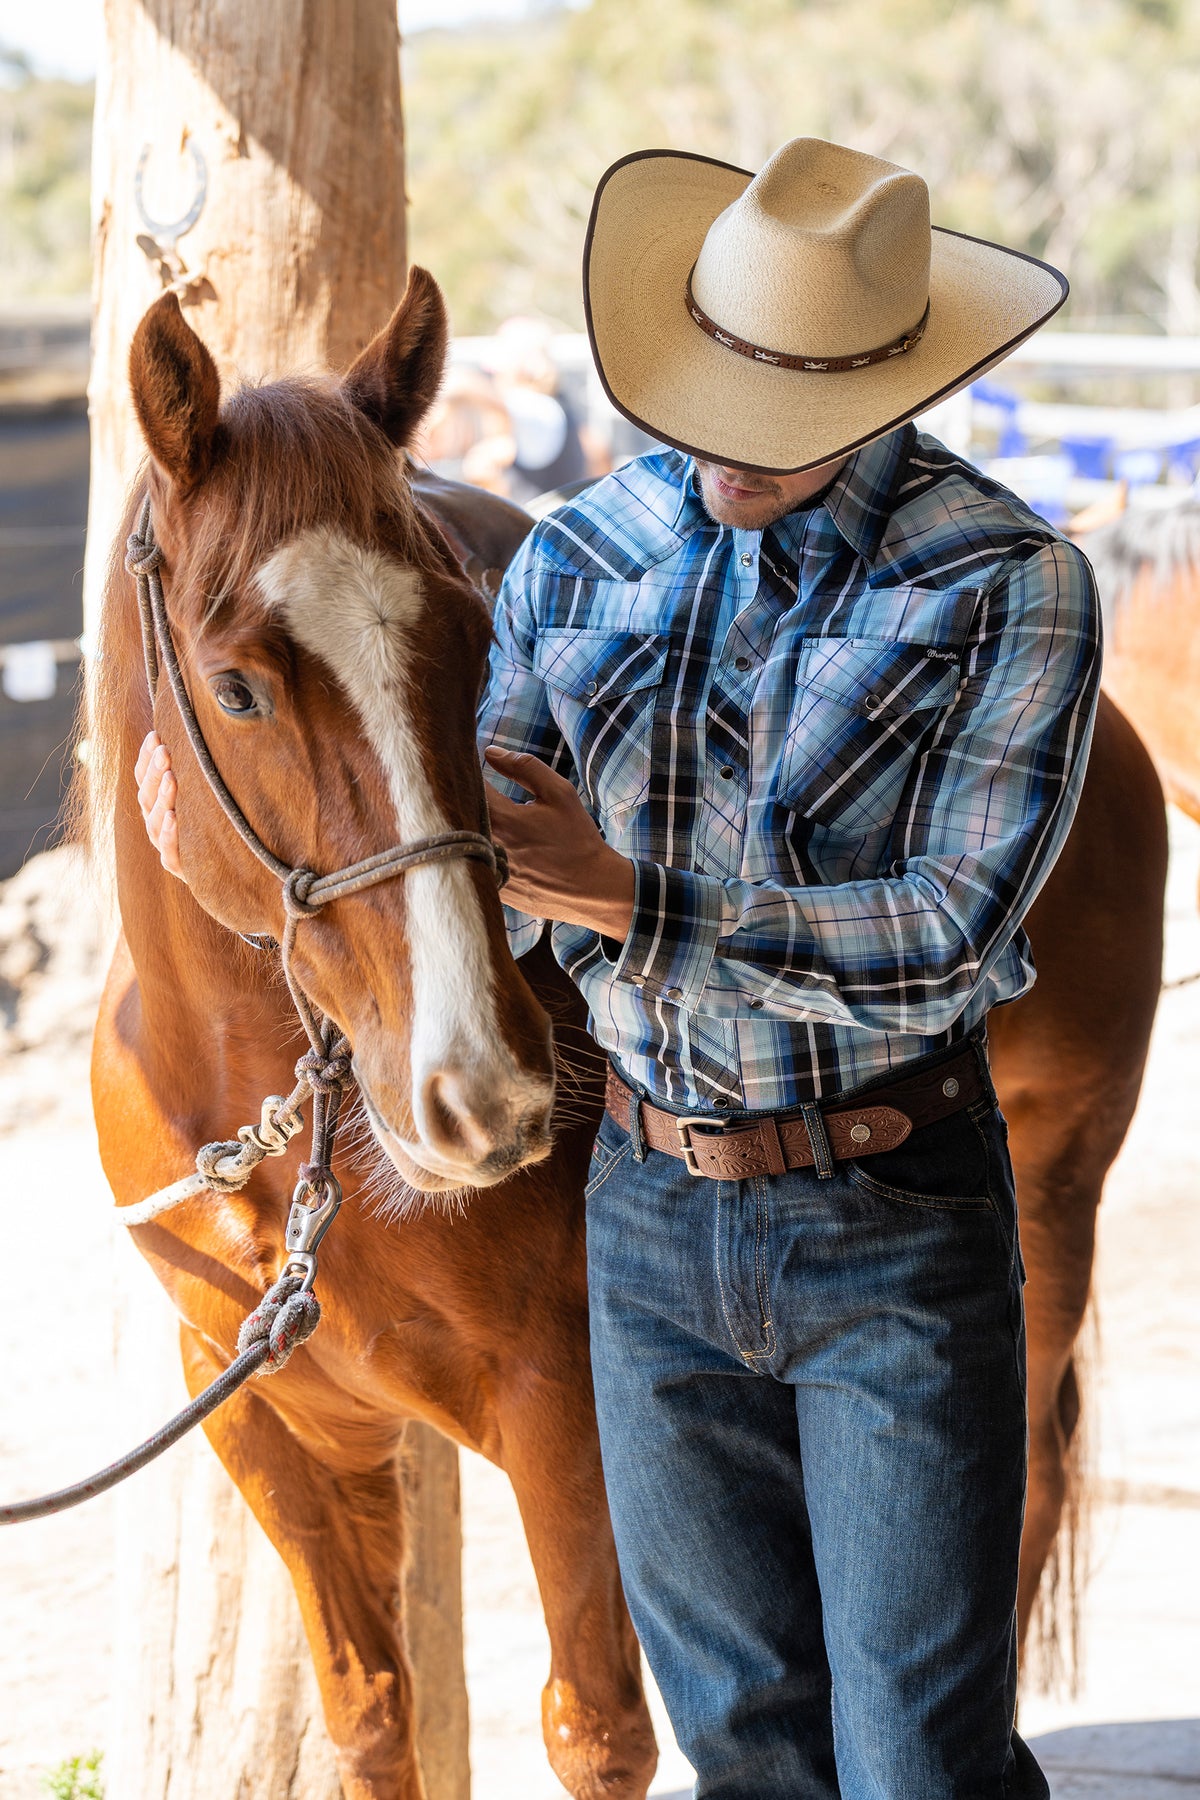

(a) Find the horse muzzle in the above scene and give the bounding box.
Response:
[358,1062,555,1192]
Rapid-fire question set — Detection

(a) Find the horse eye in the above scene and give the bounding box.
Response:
[212,674,258,716]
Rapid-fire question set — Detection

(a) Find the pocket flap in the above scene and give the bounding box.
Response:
[534,630,669,702]
[798,637,961,720]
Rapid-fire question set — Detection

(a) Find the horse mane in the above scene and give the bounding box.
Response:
[1082,493,1200,618]
[78,374,449,863]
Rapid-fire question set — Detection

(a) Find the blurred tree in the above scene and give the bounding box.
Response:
[0,58,93,298]
[4,2,1199,336]
[403,0,1200,335]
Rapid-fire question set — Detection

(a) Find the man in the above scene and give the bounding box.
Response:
[140,139,1097,1799]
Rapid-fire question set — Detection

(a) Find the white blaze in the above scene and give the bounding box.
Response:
[256,528,511,1153]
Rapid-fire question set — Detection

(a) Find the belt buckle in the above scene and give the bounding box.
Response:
[674,1114,725,1177]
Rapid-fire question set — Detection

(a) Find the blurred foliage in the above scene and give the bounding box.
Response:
[0,49,93,301]
[2,2,1199,338]
[405,0,1200,335]
[42,1751,104,1800]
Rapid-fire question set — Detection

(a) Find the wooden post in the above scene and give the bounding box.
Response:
[88,5,470,1794]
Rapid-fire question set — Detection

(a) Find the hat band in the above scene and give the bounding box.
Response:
[685,268,930,373]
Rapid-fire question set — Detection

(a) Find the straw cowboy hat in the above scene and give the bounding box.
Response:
[583,138,1068,473]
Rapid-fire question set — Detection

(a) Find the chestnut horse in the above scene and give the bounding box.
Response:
[90,269,1163,1799]
[91,275,654,1800]
[1076,495,1200,828]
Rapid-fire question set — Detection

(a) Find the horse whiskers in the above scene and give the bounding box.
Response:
[334,1089,474,1223]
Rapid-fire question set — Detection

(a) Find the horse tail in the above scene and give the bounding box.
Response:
[1023,1298,1098,1697]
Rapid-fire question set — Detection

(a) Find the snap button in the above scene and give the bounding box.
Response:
[586,679,599,697]
[864,693,879,710]
[942,1076,960,1098]
[849,1122,872,1143]
[663,986,682,1000]
[719,765,734,780]
[749,997,763,1010]
[629,974,645,988]
[734,655,751,671]
[739,552,753,567]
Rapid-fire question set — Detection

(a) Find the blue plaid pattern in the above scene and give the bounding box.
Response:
[480,425,1101,1110]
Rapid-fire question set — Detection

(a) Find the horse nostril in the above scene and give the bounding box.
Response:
[421,1070,497,1164]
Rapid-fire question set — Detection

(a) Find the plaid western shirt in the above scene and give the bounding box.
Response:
[480,424,1101,1111]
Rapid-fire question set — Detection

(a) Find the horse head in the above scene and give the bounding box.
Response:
[123,270,555,1192]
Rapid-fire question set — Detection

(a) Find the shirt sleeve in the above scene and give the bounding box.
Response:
[606,537,1102,1035]
[477,531,573,962]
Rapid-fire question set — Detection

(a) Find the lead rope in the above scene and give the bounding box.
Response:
[1,500,508,1525]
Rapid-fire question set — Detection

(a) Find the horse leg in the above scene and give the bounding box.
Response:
[180,1326,425,1800]
[491,1375,658,1800]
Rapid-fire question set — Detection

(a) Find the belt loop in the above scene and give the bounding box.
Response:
[627,1089,647,1163]
[800,1101,836,1180]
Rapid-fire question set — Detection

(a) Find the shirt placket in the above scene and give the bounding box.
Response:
[694,530,782,876]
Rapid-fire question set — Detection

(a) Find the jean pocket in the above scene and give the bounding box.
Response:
[585,1115,632,1198]
[845,1105,994,1212]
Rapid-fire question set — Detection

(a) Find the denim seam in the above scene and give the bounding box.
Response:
[584,1138,632,1200]
[973,1113,1026,1387]
[714,1181,760,1365]
[749,1175,776,1363]
[971,1108,1019,1276]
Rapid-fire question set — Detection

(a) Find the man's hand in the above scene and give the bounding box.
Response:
[484,747,635,942]
[134,730,185,879]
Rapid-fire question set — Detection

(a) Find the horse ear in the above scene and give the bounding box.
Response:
[129,292,222,495]
[343,266,448,448]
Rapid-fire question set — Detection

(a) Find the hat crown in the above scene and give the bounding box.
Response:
[691,139,931,361]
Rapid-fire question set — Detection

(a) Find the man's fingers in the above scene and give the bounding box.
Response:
[144,767,176,842]
[134,730,162,787]
[484,785,521,827]
[485,746,573,803]
[157,807,184,879]
[136,740,174,820]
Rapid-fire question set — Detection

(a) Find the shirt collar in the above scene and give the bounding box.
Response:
[816,424,915,563]
[671,458,711,536]
[671,424,914,562]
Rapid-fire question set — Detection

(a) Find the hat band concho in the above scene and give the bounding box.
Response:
[684,268,931,374]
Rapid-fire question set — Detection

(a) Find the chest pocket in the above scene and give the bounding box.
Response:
[777,637,962,835]
[535,629,668,818]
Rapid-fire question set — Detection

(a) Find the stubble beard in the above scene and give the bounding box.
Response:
[695,463,797,531]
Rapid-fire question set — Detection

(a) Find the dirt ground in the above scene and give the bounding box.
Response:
[0,816,1197,1799]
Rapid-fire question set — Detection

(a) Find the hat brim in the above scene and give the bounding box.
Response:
[584,148,1068,474]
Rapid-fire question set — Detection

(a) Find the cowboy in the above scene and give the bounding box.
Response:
[480,140,1094,1800]
[138,139,1096,1798]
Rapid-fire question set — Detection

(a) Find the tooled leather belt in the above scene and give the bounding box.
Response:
[604,1043,986,1180]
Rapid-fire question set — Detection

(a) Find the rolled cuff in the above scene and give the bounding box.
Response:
[609,861,725,1010]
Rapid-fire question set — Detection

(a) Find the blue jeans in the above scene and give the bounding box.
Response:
[585,1034,1047,1800]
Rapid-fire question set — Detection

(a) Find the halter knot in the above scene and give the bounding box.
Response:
[195,1137,254,1193]
[295,1046,353,1097]
[282,868,321,919]
[126,532,163,577]
[236,1272,322,1375]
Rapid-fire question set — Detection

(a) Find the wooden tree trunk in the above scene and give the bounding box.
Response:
[86,5,470,1795]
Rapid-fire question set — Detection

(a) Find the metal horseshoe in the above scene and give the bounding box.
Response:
[134,138,208,253]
